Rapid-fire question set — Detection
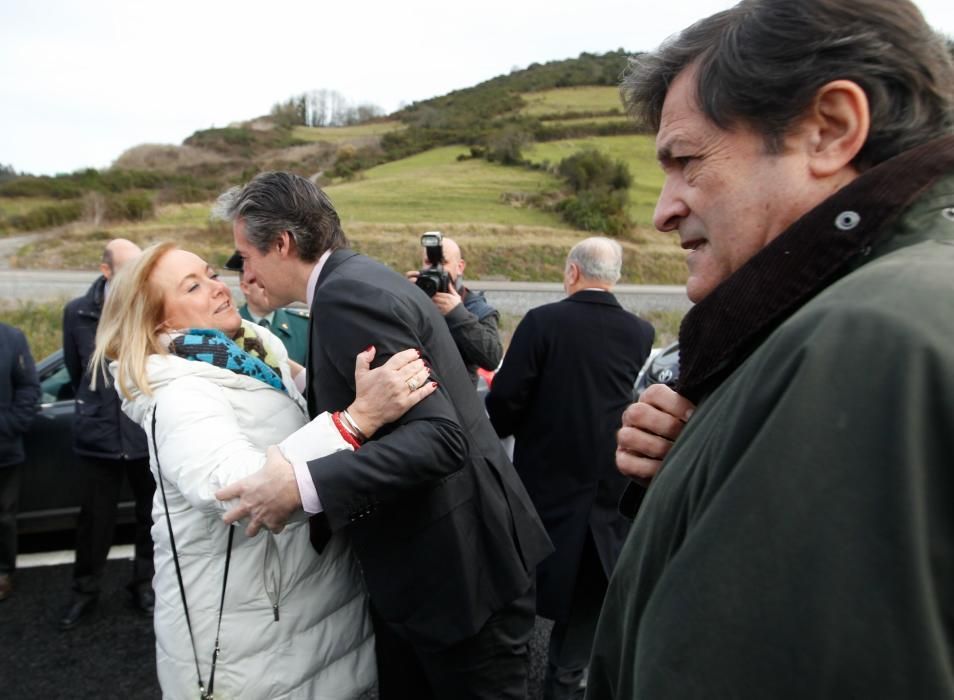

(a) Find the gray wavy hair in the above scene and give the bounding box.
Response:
[213,171,348,262]
[567,237,622,285]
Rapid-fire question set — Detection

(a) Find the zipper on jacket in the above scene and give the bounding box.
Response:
[263,533,283,622]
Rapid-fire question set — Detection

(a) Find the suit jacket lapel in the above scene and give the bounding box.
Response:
[305,248,358,554]
[306,248,358,418]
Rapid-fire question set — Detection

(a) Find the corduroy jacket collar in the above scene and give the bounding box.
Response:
[676,134,954,404]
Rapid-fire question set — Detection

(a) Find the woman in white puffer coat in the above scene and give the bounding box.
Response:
[91,242,434,699]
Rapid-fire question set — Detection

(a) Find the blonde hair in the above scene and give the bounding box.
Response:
[91,241,179,400]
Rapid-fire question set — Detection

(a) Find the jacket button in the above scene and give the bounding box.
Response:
[834,210,860,230]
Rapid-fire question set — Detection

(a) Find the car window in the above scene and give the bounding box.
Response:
[40,364,74,404]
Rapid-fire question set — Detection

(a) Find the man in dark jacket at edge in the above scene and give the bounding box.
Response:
[0,323,40,601]
[589,1,954,698]
[406,236,503,385]
[58,238,156,630]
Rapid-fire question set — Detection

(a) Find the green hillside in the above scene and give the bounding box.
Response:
[327,146,566,227]
[0,50,684,285]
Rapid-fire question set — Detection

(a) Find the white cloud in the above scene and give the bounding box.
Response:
[2,0,953,175]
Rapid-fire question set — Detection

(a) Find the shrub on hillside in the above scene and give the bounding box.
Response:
[82,191,155,224]
[0,176,84,199]
[484,126,531,165]
[106,192,154,221]
[557,148,631,193]
[558,189,631,236]
[554,149,633,235]
[7,201,84,231]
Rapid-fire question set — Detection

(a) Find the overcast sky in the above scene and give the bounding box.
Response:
[3,0,954,176]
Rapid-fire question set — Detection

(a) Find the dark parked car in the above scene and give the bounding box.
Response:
[632,341,680,401]
[18,350,135,535]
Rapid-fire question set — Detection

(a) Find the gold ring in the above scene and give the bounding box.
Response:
[406,377,419,391]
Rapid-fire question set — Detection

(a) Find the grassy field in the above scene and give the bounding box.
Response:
[519,87,624,116]
[524,134,662,227]
[326,146,568,227]
[292,121,405,144]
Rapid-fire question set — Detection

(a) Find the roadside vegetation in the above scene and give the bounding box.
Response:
[0,300,67,359]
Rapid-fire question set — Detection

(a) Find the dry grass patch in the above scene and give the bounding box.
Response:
[112,143,229,171]
[519,87,624,117]
[292,122,405,145]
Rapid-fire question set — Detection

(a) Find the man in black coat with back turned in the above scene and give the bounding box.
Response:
[58,238,156,630]
[215,172,553,700]
[486,237,655,699]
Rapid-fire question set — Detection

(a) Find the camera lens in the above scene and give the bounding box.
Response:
[416,273,438,297]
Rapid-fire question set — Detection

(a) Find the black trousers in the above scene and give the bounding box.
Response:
[72,455,155,594]
[544,533,609,700]
[0,464,21,574]
[373,582,537,700]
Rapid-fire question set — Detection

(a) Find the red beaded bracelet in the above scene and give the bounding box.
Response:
[331,411,362,450]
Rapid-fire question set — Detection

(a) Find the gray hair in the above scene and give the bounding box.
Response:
[213,171,348,262]
[622,0,954,170]
[567,237,622,285]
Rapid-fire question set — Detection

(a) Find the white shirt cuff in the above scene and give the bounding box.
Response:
[279,412,354,515]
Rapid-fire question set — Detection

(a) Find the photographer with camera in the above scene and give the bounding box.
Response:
[406,233,502,386]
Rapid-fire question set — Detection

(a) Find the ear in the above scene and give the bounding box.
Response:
[99,261,111,280]
[274,231,296,260]
[565,262,580,286]
[458,259,467,275]
[802,80,870,178]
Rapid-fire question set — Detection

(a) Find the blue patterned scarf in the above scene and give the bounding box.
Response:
[169,326,286,393]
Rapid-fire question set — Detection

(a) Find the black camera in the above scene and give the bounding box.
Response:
[415,232,451,297]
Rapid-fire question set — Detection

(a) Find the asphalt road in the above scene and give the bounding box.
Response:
[1,547,554,699]
[0,269,691,317]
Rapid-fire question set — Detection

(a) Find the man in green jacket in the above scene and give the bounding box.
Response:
[590,1,954,698]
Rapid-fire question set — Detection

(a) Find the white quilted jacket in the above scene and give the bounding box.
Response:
[118,327,375,699]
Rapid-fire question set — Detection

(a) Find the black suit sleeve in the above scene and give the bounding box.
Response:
[306,277,468,528]
[484,310,542,438]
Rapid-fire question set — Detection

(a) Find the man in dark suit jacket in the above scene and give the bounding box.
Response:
[486,237,655,700]
[214,172,553,699]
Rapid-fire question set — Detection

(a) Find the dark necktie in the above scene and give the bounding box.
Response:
[309,513,331,552]
[258,318,270,330]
